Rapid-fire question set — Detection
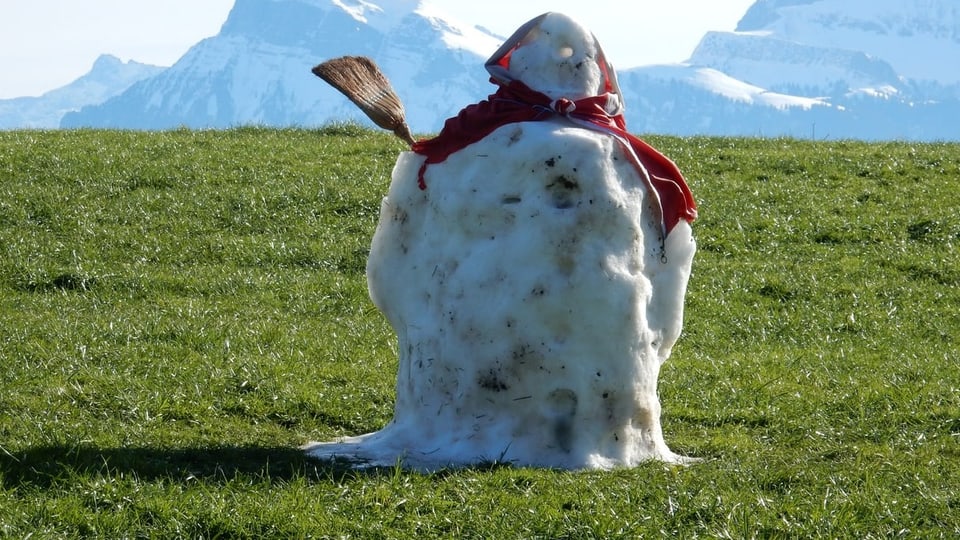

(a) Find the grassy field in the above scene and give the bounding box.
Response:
[0,126,958,538]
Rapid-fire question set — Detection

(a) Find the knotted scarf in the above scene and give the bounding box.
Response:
[411,79,697,236]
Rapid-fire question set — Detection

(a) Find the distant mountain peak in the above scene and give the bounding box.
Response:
[0,53,163,129]
[91,53,123,68]
[329,0,423,31]
[735,0,820,32]
[88,54,159,76]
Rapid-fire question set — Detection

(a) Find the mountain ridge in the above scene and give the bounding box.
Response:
[60,0,499,131]
[725,0,960,89]
[0,54,164,129]
[2,0,957,140]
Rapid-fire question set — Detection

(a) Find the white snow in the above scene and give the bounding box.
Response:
[644,63,828,110]
[325,0,500,58]
[329,0,372,24]
[305,12,698,470]
[414,2,501,58]
[850,85,900,99]
[304,120,697,470]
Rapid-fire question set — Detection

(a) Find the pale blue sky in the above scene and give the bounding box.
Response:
[0,0,754,99]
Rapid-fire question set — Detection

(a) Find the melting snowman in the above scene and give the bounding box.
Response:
[305,12,698,470]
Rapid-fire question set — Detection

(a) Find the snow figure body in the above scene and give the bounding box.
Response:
[305,12,698,470]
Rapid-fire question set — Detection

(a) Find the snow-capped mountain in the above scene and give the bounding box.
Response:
[0,55,163,129]
[12,0,959,140]
[688,31,906,98]
[61,0,501,131]
[732,0,960,88]
[621,0,960,139]
[685,0,960,100]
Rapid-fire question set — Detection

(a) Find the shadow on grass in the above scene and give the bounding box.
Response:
[0,444,392,489]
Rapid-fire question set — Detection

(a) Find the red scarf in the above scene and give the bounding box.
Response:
[411,79,697,235]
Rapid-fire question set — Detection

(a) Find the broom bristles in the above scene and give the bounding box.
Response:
[312,56,416,146]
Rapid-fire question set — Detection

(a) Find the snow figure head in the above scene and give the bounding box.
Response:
[486,12,623,112]
[305,13,697,470]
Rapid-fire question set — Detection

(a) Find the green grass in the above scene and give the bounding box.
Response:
[1,127,958,538]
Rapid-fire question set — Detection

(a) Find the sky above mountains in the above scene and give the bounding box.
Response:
[0,0,754,99]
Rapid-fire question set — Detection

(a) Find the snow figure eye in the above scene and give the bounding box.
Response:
[557,45,574,59]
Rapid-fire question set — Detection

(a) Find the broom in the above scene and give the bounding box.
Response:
[311,56,416,146]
